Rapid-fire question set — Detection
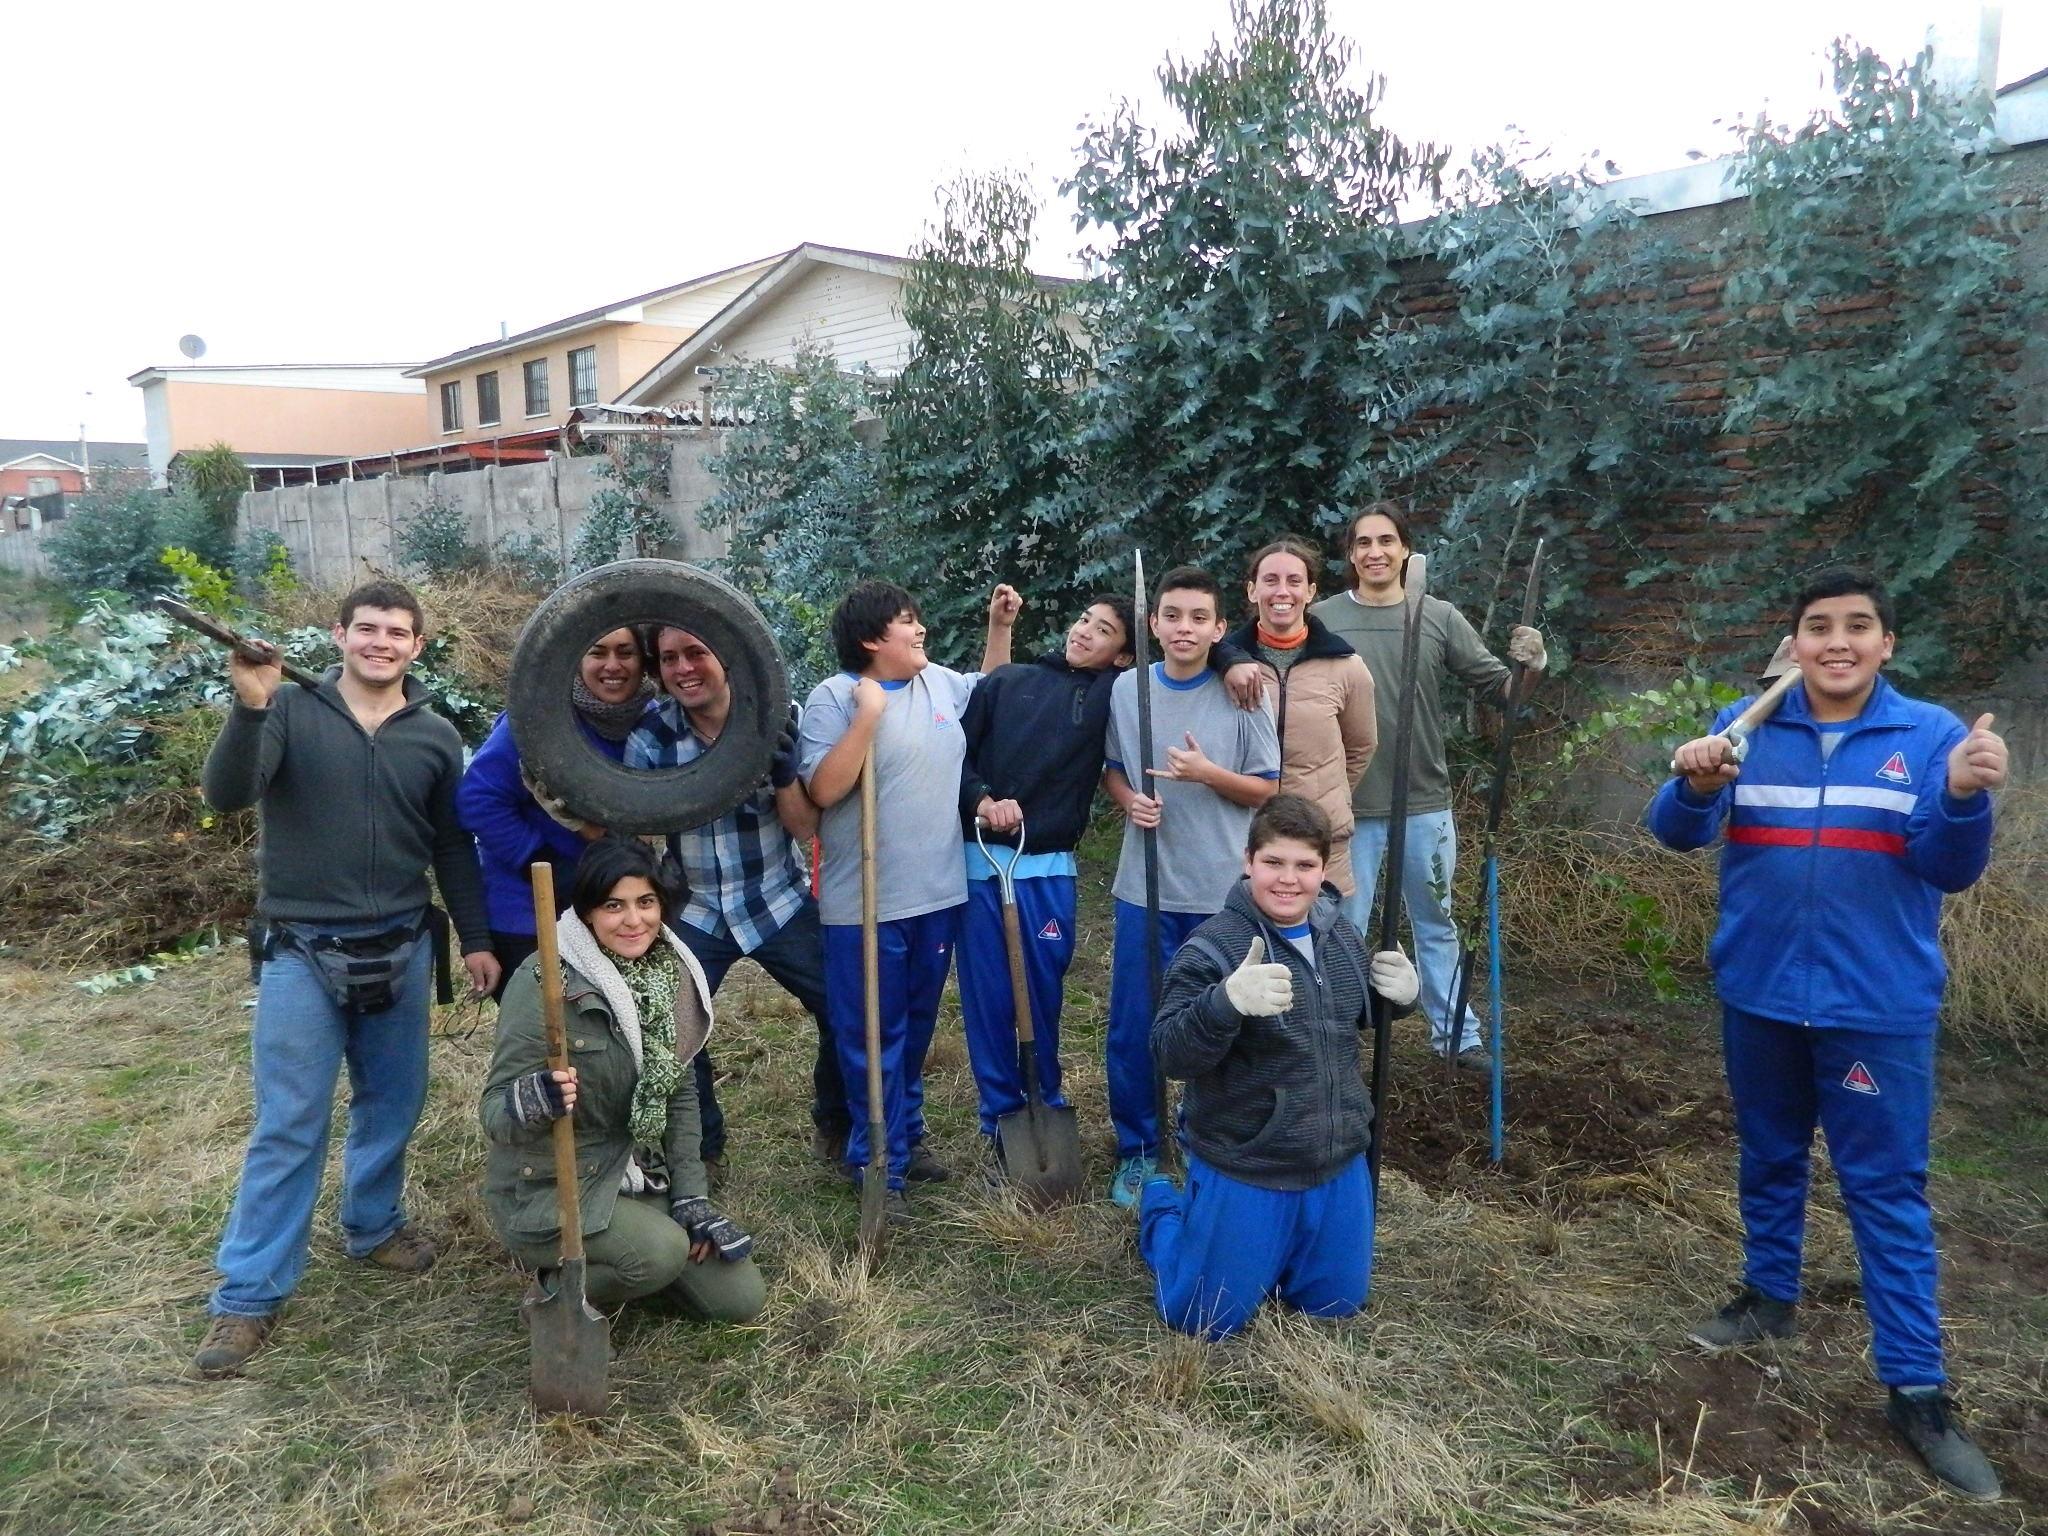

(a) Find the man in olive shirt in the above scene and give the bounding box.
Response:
[1309,505,1546,1063]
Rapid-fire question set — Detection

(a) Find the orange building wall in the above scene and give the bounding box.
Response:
[0,465,86,498]
[165,381,429,458]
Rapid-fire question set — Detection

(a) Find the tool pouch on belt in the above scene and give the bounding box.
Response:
[268,916,435,1016]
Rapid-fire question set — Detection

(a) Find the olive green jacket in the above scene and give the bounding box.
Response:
[480,939,713,1244]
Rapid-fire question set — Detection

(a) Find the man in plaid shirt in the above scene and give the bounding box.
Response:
[627,626,848,1166]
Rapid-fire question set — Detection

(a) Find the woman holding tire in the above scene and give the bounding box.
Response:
[480,835,764,1322]
[457,625,657,995]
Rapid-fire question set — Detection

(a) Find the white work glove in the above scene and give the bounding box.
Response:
[1223,936,1293,1018]
[1507,624,1548,673]
[1370,948,1419,1009]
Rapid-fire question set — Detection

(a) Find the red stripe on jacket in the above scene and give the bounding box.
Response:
[1727,825,1906,855]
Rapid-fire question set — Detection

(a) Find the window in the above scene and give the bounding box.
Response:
[440,380,462,433]
[569,345,598,407]
[26,476,58,497]
[476,370,501,427]
[523,358,550,417]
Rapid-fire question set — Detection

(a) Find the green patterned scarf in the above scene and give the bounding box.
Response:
[620,947,683,1147]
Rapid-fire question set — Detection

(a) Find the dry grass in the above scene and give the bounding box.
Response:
[1473,781,2048,1054]
[0,787,256,969]
[1940,783,2048,1053]
[0,923,2038,1536]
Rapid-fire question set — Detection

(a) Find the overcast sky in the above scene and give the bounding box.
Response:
[9,2,2042,444]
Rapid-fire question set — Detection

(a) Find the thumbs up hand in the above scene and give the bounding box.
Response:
[1223,936,1294,1018]
[1947,713,2007,798]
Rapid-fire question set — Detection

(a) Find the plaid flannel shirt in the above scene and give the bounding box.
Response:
[624,698,809,953]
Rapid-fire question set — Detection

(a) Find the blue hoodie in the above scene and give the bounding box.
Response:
[456,711,629,936]
[1645,675,1992,1034]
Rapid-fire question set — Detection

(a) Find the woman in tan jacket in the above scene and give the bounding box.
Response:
[1222,539,1378,894]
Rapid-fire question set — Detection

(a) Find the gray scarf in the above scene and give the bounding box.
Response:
[571,674,655,742]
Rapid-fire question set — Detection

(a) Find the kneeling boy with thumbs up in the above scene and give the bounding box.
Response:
[1140,793,1417,1339]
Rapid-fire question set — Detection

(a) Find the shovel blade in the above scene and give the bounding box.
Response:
[524,1258,610,1417]
[858,1166,891,1272]
[997,1101,1085,1209]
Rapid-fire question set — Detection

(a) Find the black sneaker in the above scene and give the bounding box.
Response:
[905,1142,954,1183]
[884,1189,913,1228]
[1687,1286,1798,1350]
[1887,1389,2003,1501]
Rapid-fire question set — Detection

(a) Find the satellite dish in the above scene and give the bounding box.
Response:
[179,334,207,361]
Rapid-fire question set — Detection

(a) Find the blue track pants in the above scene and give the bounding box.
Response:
[1108,899,1209,1159]
[1723,1006,1944,1387]
[955,874,1075,1138]
[822,906,960,1191]
[1140,1151,1374,1339]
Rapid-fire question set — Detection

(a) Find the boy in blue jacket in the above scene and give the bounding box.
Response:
[955,596,1257,1171]
[1647,569,2007,1503]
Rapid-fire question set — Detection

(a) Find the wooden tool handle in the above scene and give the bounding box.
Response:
[858,745,885,1149]
[1725,664,1802,742]
[1001,897,1036,1048]
[531,863,584,1265]
[153,594,322,690]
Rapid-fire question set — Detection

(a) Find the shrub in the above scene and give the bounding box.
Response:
[396,492,484,579]
[44,488,228,599]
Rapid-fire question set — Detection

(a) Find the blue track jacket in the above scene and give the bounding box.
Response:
[1645,676,1992,1035]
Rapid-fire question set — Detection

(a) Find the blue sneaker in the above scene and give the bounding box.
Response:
[1109,1155,1157,1209]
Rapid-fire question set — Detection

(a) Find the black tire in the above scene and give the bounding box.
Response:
[507,559,789,834]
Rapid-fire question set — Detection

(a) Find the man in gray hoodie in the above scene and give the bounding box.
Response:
[192,580,496,1378]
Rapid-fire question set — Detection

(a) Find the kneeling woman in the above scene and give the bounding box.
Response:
[481,837,764,1321]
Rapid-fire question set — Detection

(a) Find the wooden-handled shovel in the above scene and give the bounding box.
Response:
[857,743,890,1270]
[976,816,1084,1207]
[522,862,609,1417]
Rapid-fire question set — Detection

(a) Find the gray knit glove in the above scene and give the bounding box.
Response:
[504,1069,568,1129]
[671,1197,754,1262]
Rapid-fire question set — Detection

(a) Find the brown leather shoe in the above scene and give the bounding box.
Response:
[194,1312,275,1378]
[362,1226,438,1274]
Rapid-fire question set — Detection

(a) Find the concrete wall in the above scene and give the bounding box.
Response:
[237,437,728,590]
[0,527,51,578]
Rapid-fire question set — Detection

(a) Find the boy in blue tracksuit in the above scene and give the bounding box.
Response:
[954,596,1134,1159]
[1141,793,1417,1338]
[1102,567,1281,1206]
[955,597,1257,1166]
[1647,568,2007,1503]
[799,580,1017,1220]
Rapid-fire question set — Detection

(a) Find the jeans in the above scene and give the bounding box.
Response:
[210,916,433,1318]
[673,899,846,1139]
[1342,809,1480,1053]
